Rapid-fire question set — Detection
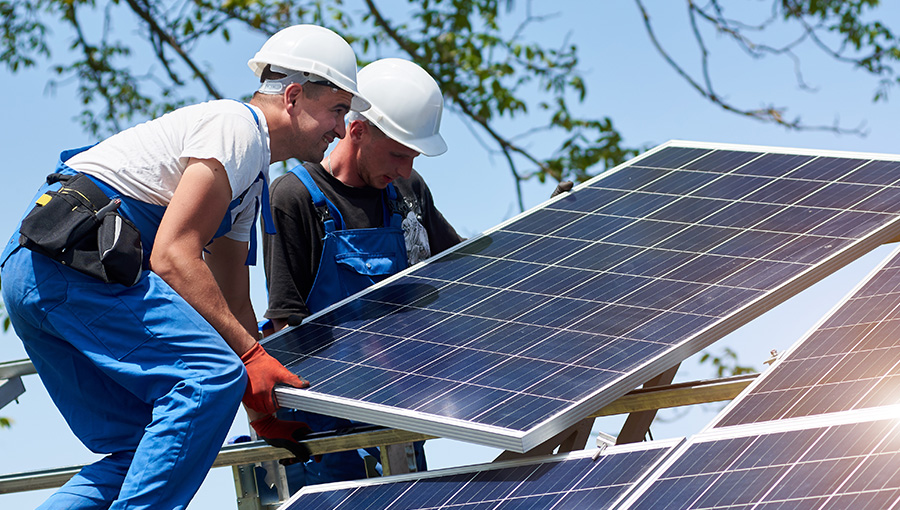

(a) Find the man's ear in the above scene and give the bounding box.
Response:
[284,83,304,110]
[347,119,366,140]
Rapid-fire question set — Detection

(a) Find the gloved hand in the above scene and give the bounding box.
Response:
[286,313,307,327]
[240,342,309,415]
[551,181,574,198]
[250,414,314,463]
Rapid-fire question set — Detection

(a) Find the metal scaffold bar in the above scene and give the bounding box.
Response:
[0,372,757,496]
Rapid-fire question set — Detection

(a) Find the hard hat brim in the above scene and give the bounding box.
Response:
[401,132,448,157]
[350,94,371,112]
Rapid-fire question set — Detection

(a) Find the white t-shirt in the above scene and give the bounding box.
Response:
[65,100,271,242]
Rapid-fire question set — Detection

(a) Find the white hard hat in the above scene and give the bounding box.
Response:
[248,25,370,112]
[357,58,448,156]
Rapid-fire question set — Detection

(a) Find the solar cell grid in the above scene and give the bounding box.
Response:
[636,146,711,168]
[745,176,827,204]
[507,236,592,265]
[639,171,719,195]
[281,443,677,510]
[462,322,557,354]
[624,419,900,510]
[699,201,782,228]
[786,155,860,181]
[714,244,900,428]
[731,152,813,177]
[856,187,900,213]
[596,191,679,218]
[552,213,635,241]
[679,149,754,172]
[811,211,895,239]
[550,187,627,213]
[509,265,587,295]
[840,159,900,185]
[799,182,884,209]
[270,141,900,451]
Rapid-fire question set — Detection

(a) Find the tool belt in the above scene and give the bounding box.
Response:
[18,172,143,286]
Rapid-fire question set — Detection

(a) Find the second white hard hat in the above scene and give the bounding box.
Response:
[248,25,370,112]
[357,58,448,156]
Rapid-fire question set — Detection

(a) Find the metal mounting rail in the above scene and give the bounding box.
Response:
[0,372,757,496]
[0,427,435,495]
[0,359,36,380]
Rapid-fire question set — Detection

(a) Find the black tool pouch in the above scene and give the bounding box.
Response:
[18,173,143,286]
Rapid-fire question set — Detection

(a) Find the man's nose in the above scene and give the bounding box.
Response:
[334,118,347,139]
[398,162,413,179]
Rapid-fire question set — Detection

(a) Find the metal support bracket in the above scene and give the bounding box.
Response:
[0,377,25,412]
[616,363,681,444]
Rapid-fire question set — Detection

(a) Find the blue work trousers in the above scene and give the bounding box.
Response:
[1,247,246,510]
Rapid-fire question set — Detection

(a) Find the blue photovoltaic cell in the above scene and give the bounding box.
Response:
[268,141,900,451]
[627,419,900,510]
[282,444,674,510]
[715,246,900,428]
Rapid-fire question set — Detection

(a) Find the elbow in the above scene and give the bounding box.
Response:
[230,296,255,321]
[149,248,185,283]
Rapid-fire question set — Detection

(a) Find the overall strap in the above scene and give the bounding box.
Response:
[240,101,260,125]
[383,183,404,229]
[244,171,276,266]
[289,166,344,233]
[235,101,274,265]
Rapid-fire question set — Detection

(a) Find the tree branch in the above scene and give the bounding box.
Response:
[124,0,222,98]
[364,0,558,209]
[635,0,865,135]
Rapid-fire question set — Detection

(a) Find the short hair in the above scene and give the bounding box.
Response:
[301,81,328,100]
[259,64,287,83]
[346,112,385,138]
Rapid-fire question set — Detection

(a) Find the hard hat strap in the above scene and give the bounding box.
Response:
[258,66,338,95]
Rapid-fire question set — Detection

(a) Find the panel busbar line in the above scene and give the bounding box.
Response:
[711,244,900,429]
[269,140,900,452]
[280,441,679,510]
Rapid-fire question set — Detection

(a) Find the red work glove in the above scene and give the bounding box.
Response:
[250,414,315,463]
[240,342,309,415]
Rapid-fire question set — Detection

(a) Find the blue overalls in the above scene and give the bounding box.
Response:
[276,166,426,491]
[1,118,275,509]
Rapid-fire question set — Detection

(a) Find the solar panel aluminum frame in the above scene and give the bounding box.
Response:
[279,438,683,510]
[705,243,900,432]
[274,140,900,453]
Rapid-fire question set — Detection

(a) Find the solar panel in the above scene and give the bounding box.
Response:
[268,140,900,452]
[620,416,900,509]
[711,244,900,428]
[617,243,900,508]
[280,440,679,510]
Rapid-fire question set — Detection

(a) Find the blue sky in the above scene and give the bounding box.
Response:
[2,2,899,508]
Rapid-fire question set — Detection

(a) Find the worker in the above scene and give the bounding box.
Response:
[0,24,369,510]
[262,58,463,490]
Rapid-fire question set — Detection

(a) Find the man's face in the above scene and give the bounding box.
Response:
[356,126,420,189]
[290,83,353,162]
